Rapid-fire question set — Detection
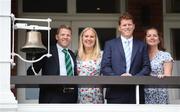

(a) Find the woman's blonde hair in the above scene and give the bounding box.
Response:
[78,27,101,60]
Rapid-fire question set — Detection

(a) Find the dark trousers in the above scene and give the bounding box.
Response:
[106,86,145,104]
[39,86,78,103]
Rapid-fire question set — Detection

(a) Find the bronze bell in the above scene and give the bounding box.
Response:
[21,31,47,53]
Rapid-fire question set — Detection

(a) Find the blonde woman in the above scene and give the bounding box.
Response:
[77,27,104,104]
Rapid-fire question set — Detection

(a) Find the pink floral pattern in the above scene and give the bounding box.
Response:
[77,53,104,103]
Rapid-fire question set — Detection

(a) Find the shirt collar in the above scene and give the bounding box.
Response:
[56,43,68,51]
[121,35,133,43]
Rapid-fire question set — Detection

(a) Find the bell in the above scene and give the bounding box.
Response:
[21,31,47,53]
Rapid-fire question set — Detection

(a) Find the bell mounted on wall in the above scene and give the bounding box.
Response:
[21,31,47,53]
[10,14,52,66]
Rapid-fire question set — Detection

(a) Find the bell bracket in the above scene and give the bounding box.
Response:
[10,14,52,66]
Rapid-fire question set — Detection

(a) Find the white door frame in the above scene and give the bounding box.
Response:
[163,0,180,104]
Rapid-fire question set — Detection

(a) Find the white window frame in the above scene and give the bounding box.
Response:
[163,0,180,104]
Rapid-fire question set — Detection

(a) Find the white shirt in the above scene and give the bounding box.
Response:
[121,36,133,73]
[56,44,74,76]
[121,36,133,55]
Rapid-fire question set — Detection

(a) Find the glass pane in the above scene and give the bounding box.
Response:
[79,28,116,50]
[41,28,57,47]
[76,0,120,13]
[171,29,180,60]
[26,88,39,100]
[23,0,67,13]
[166,0,180,13]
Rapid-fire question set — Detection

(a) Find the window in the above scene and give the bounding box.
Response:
[76,0,120,13]
[166,0,180,13]
[171,29,180,60]
[23,0,67,13]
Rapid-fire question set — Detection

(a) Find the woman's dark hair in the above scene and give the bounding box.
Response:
[144,26,166,51]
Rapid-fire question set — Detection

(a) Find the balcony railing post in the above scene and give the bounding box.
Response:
[136,85,139,104]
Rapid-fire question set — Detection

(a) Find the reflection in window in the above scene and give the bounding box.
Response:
[76,0,120,13]
[171,29,180,60]
[166,0,180,13]
[79,28,116,50]
[23,0,67,13]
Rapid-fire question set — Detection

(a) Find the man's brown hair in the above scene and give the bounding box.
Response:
[119,12,134,25]
[56,24,72,34]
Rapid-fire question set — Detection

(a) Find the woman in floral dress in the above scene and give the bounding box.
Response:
[144,27,173,104]
[77,27,104,104]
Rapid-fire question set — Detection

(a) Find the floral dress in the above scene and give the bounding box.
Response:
[144,51,173,104]
[77,54,104,104]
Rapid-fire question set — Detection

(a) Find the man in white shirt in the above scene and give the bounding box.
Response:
[27,25,78,103]
[101,12,151,104]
